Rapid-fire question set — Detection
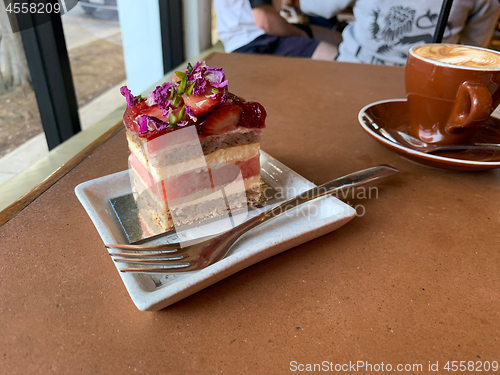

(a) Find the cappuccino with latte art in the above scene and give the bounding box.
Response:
[406,44,500,146]
[412,45,500,69]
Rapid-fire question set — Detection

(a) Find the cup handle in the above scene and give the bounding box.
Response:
[446,81,492,133]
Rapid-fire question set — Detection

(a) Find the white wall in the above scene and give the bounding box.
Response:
[117,0,164,94]
[183,0,212,60]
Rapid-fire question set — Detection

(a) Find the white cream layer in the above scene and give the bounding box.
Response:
[128,140,260,182]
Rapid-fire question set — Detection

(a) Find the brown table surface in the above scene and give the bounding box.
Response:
[2,53,500,374]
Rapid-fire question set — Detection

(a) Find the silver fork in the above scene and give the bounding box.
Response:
[106,165,399,273]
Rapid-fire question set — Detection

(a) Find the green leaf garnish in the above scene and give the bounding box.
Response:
[175,71,186,79]
[187,63,193,74]
[168,112,178,125]
[187,81,196,97]
[178,76,187,95]
[172,94,182,107]
[177,105,186,121]
[211,88,219,94]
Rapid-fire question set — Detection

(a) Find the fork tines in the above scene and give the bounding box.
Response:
[106,241,195,272]
[105,242,180,251]
[111,256,188,264]
[109,252,185,258]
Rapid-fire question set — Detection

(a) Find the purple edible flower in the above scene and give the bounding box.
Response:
[183,61,229,97]
[148,116,169,131]
[205,67,223,81]
[120,86,137,108]
[177,120,188,127]
[186,61,205,81]
[220,93,228,104]
[136,114,168,134]
[161,101,177,118]
[192,79,206,96]
[211,80,228,89]
[185,106,197,122]
[137,115,149,134]
[149,82,174,110]
[205,67,228,88]
[162,107,173,118]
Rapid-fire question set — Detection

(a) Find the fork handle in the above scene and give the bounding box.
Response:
[235,165,399,234]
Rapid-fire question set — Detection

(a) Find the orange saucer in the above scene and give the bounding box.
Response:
[358,99,500,171]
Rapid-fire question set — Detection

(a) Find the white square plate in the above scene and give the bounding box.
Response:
[75,151,356,311]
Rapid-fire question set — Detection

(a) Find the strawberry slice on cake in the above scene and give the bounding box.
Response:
[121,61,266,232]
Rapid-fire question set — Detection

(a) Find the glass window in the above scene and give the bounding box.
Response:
[0,1,125,181]
[0,1,126,210]
[62,1,126,130]
[0,3,44,186]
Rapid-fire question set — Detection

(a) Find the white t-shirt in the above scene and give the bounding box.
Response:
[214,0,265,52]
[301,0,500,66]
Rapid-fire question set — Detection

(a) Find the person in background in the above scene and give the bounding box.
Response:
[214,0,342,61]
[280,0,348,32]
[300,0,500,66]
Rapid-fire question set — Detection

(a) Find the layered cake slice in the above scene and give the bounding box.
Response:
[121,61,266,232]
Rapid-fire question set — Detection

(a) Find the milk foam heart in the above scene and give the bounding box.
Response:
[413,45,500,69]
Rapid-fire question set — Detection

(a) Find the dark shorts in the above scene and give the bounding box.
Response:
[234,34,319,58]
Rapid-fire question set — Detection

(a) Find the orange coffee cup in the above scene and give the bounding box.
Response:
[406,44,500,145]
